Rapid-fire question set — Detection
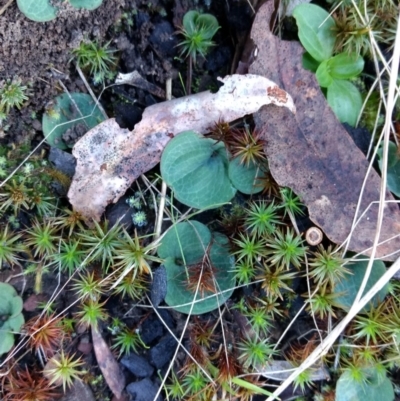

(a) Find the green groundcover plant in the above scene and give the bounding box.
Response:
[160,130,267,209]
[157,221,235,314]
[0,282,25,356]
[178,10,220,63]
[293,3,364,126]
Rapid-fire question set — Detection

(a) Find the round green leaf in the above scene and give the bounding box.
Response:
[334,257,389,313]
[157,221,212,263]
[42,93,106,150]
[378,141,400,197]
[0,283,23,316]
[328,53,364,80]
[163,231,235,315]
[293,4,336,62]
[0,283,24,356]
[228,157,266,195]
[17,0,57,22]
[335,369,394,401]
[327,80,362,126]
[161,131,236,209]
[70,0,103,10]
[0,331,16,356]
[316,60,333,88]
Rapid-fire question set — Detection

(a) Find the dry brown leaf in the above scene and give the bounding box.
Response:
[68,74,295,221]
[249,2,400,260]
[92,327,125,399]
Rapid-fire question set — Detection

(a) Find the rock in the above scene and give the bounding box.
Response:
[156,309,174,331]
[48,147,76,177]
[126,378,162,401]
[120,353,154,378]
[77,335,93,355]
[149,335,175,369]
[59,380,95,401]
[150,266,167,307]
[149,20,178,58]
[23,293,47,312]
[140,315,164,345]
[105,196,134,230]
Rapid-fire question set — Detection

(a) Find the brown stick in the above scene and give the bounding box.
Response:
[0,0,14,16]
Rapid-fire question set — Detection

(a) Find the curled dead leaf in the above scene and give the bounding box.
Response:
[249,2,400,260]
[68,74,295,221]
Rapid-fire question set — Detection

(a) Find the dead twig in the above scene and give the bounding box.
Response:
[0,0,14,16]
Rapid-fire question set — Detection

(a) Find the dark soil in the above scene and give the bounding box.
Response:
[0,0,125,142]
[0,0,252,143]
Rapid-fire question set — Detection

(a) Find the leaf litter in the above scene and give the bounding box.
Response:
[92,327,125,399]
[68,74,295,221]
[249,2,400,261]
[68,4,400,260]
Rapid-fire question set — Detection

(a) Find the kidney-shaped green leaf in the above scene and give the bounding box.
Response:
[42,93,105,150]
[334,257,389,313]
[17,0,57,22]
[336,368,394,401]
[157,220,212,263]
[161,131,236,209]
[182,10,219,40]
[158,222,235,314]
[0,283,24,356]
[228,157,267,195]
[293,4,336,62]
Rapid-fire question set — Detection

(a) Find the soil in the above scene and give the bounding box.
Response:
[0,0,126,142]
[0,0,251,143]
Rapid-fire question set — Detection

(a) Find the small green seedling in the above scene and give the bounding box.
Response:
[0,282,25,356]
[71,40,117,84]
[336,367,394,401]
[178,10,219,94]
[161,131,267,209]
[0,77,29,115]
[178,10,220,63]
[378,141,400,197]
[42,93,105,150]
[157,221,235,314]
[293,4,364,126]
[334,256,389,313]
[17,0,103,22]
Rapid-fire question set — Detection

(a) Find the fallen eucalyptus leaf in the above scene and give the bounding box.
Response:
[92,327,125,399]
[249,2,400,260]
[68,74,295,221]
